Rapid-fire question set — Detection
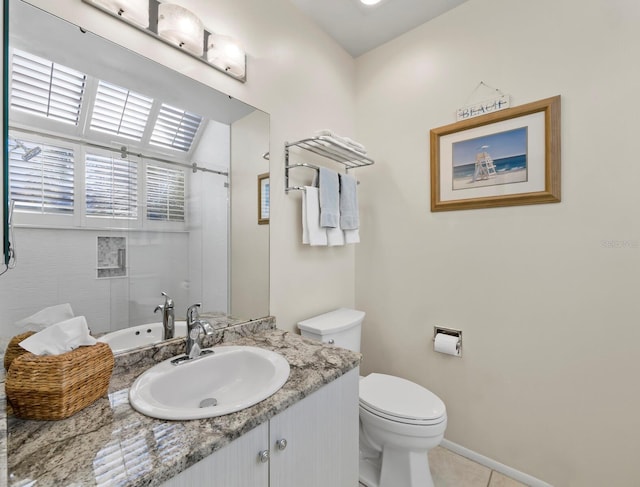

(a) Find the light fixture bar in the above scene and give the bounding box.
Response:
[81,0,247,82]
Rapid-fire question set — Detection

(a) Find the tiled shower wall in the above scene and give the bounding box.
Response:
[0,228,191,335]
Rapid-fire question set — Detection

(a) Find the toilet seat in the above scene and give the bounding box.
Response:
[359,373,446,426]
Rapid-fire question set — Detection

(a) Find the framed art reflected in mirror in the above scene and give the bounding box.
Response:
[258,173,270,225]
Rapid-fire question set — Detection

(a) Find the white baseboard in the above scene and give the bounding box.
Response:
[440,439,554,487]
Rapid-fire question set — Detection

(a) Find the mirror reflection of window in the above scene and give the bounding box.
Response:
[85,152,138,219]
[90,81,153,140]
[10,49,86,125]
[2,0,269,341]
[9,138,74,215]
[146,165,185,222]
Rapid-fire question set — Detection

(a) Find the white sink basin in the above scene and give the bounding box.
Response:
[98,321,187,353]
[129,346,290,420]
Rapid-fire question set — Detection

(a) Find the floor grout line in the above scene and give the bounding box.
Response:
[487,469,494,487]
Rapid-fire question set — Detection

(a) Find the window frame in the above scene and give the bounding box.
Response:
[82,147,143,230]
[8,131,188,232]
[143,161,188,232]
[8,130,80,228]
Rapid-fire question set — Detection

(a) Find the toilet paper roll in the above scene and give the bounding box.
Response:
[434,333,460,356]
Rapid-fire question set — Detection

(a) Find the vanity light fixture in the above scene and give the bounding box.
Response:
[89,0,149,28]
[207,34,245,79]
[81,0,247,82]
[157,3,204,57]
[360,0,383,5]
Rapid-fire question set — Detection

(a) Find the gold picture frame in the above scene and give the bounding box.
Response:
[258,172,270,225]
[430,95,561,211]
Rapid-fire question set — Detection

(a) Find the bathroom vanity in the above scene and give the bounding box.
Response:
[3,321,361,486]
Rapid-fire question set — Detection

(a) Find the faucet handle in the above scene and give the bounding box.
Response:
[187,303,202,322]
[161,291,174,308]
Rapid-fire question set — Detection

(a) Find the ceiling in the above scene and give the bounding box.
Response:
[289,0,470,57]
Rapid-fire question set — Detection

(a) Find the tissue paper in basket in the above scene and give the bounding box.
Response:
[5,342,114,420]
[19,316,97,355]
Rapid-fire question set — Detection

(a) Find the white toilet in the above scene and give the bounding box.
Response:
[298,308,446,487]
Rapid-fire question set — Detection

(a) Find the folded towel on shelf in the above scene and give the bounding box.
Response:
[302,186,327,246]
[316,129,338,139]
[339,173,360,231]
[19,316,97,356]
[343,137,367,154]
[318,167,340,228]
[15,303,75,332]
[315,130,367,155]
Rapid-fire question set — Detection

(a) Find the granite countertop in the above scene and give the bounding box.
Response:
[5,323,361,486]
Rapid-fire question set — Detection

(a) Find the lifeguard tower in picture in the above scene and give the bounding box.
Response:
[472,145,497,182]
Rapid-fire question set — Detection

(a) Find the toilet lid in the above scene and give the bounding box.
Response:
[359,373,446,422]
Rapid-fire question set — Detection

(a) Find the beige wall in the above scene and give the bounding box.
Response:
[355,0,640,485]
[13,0,640,484]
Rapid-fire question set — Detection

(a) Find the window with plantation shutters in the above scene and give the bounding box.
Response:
[10,49,86,125]
[90,81,153,140]
[146,165,185,222]
[9,141,75,215]
[85,153,138,219]
[150,103,202,152]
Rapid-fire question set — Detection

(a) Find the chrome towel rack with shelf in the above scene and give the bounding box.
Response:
[285,136,374,193]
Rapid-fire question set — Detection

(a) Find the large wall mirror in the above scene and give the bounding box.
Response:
[0,0,270,345]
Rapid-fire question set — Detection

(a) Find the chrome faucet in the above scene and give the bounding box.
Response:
[154,292,175,340]
[186,303,214,359]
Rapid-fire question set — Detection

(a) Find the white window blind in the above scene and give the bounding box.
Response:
[85,153,138,219]
[150,104,202,152]
[10,49,86,125]
[146,165,185,222]
[90,80,153,140]
[9,140,75,215]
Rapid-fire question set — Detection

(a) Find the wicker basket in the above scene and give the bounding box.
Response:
[4,331,35,371]
[5,341,114,420]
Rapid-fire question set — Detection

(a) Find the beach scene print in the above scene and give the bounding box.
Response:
[452,127,528,191]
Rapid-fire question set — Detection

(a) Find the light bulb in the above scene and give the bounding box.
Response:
[90,0,149,28]
[207,34,246,78]
[158,3,204,57]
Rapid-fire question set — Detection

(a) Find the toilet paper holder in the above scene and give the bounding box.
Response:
[433,326,462,356]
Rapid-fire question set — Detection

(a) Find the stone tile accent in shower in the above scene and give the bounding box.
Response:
[97,236,127,279]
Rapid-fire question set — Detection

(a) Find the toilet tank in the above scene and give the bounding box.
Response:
[297,308,365,352]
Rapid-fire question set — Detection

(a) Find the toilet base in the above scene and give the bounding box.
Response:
[359,448,434,487]
[359,456,381,487]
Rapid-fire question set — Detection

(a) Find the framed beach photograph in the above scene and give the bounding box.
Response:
[430,95,561,211]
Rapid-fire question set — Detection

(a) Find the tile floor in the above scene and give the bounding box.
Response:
[359,446,529,487]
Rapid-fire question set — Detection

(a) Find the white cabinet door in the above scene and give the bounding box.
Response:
[269,367,360,487]
[159,421,268,487]
[159,367,360,487]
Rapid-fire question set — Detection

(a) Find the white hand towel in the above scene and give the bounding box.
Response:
[19,316,97,356]
[319,168,340,228]
[302,188,310,244]
[303,186,327,246]
[15,303,75,332]
[327,226,345,246]
[344,228,360,244]
[339,173,359,230]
